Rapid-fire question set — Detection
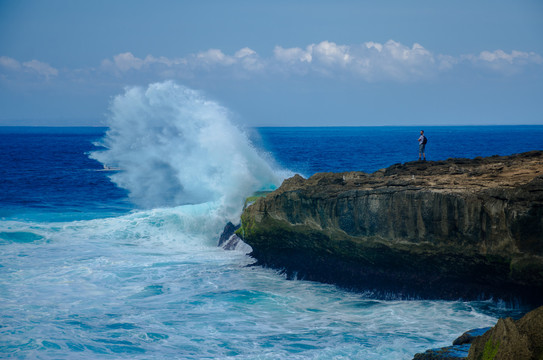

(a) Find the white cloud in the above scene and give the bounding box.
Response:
[436,54,458,71]
[234,47,264,71]
[101,52,187,75]
[22,60,59,78]
[274,46,312,63]
[272,40,437,80]
[100,47,263,77]
[463,49,543,73]
[274,41,351,67]
[478,49,542,64]
[365,42,383,52]
[310,41,351,66]
[365,40,436,80]
[113,52,145,72]
[235,47,256,58]
[0,56,22,71]
[3,41,541,85]
[0,56,59,79]
[270,41,541,81]
[195,49,236,66]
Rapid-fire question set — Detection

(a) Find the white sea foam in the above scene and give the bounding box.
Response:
[0,211,503,359]
[0,183,514,359]
[90,81,283,223]
[0,82,522,359]
[1,203,233,252]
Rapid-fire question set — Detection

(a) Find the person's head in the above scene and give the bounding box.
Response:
[420,130,424,135]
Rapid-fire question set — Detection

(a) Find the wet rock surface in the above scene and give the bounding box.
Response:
[413,343,471,360]
[218,222,240,247]
[218,222,252,253]
[453,328,492,346]
[413,328,491,360]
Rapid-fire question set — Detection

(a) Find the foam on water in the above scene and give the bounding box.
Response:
[0,82,528,359]
[0,210,504,359]
[0,201,520,359]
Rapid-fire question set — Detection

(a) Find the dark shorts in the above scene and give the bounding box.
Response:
[419,143,426,153]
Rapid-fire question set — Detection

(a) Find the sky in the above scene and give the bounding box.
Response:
[0,0,542,126]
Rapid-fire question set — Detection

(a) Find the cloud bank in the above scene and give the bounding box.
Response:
[1,40,542,85]
[0,56,59,79]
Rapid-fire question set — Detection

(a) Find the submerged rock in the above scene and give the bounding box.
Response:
[238,151,543,304]
[453,328,492,346]
[413,343,471,360]
[413,328,491,360]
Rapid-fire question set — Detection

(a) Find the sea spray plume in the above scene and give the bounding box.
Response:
[90,81,281,220]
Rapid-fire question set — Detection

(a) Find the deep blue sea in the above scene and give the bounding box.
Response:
[253,125,543,177]
[1,85,542,359]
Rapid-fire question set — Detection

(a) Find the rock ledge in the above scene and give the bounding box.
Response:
[238,151,543,304]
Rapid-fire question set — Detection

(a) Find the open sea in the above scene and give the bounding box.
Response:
[1,83,542,359]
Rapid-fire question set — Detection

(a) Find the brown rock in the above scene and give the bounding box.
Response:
[239,151,543,302]
[517,306,543,359]
[467,306,543,360]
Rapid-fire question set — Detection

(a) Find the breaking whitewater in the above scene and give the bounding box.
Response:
[1,81,532,359]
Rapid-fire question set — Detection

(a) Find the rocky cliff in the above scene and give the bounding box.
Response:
[413,305,543,360]
[467,305,543,360]
[238,151,543,304]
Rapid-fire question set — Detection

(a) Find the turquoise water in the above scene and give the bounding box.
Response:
[1,82,537,359]
[0,211,515,359]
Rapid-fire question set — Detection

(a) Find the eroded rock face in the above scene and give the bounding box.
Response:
[239,151,543,303]
[467,306,543,360]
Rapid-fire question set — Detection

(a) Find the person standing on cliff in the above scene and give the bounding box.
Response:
[418,130,427,161]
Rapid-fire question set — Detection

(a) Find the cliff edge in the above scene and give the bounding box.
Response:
[238,151,543,304]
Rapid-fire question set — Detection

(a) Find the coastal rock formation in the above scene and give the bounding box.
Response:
[218,222,241,248]
[466,305,543,360]
[218,222,252,253]
[413,328,491,360]
[413,344,470,360]
[238,151,543,303]
[413,306,543,360]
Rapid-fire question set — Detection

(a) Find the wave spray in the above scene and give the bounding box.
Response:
[91,81,281,222]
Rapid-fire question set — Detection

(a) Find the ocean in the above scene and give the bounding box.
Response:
[1,83,542,359]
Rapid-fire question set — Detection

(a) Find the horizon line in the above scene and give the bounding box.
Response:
[2,124,543,128]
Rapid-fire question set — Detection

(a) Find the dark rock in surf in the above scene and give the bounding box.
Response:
[218,222,252,253]
[452,328,492,346]
[412,328,491,360]
[218,222,240,247]
[414,306,543,360]
[413,344,471,360]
